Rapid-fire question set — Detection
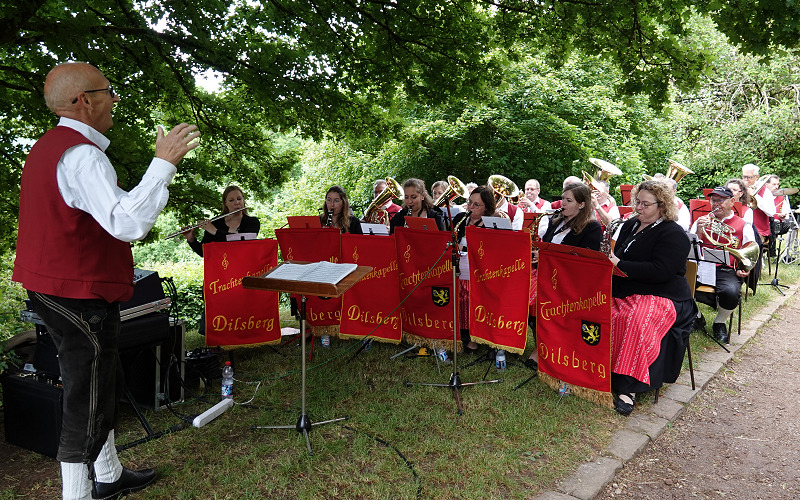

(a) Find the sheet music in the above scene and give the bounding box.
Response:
[361,223,389,235]
[481,216,513,230]
[267,261,358,284]
[697,261,717,286]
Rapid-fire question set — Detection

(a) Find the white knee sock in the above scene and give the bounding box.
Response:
[93,429,123,483]
[714,307,735,324]
[61,462,91,500]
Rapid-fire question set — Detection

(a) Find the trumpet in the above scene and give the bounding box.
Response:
[164,206,247,239]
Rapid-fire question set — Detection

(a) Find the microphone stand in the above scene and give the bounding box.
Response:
[404,204,501,415]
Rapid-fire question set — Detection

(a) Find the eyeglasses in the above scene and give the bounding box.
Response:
[633,199,661,208]
[708,197,728,204]
[72,87,116,104]
[467,201,484,208]
[742,175,756,180]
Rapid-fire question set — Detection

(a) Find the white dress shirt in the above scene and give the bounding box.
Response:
[55,117,177,242]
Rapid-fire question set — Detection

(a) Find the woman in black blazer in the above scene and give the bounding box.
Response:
[527,182,602,368]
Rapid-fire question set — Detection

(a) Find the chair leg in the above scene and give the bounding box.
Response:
[687,342,695,390]
[737,296,742,335]
[654,387,659,403]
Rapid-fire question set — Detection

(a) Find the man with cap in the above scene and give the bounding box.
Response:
[690,186,755,343]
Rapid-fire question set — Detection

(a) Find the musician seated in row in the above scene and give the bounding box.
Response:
[608,180,695,416]
[495,191,524,230]
[321,185,362,234]
[452,185,496,352]
[690,186,755,344]
[767,175,793,243]
[726,178,754,223]
[526,182,602,369]
[389,178,445,233]
[590,179,620,228]
[518,178,551,213]
[652,174,690,231]
[549,175,582,210]
[742,163,774,243]
[373,179,402,219]
[183,185,261,257]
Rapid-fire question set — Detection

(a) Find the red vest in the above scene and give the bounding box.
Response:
[13,126,134,302]
[752,184,771,236]
[698,214,746,268]
[774,196,785,219]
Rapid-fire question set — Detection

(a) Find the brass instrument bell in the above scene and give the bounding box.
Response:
[363,177,403,225]
[666,159,693,182]
[488,174,520,204]
[433,175,468,207]
[584,158,622,191]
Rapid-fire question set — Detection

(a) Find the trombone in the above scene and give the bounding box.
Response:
[164,206,247,239]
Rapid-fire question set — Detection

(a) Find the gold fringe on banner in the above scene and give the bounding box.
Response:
[538,371,613,409]
[402,332,462,353]
[471,337,525,356]
[311,325,340,338]
[338,332,401,344]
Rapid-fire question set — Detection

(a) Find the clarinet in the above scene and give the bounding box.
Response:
[326,209,333,227]
[404,206,412,228]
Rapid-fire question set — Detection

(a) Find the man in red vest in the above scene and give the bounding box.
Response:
[13,62,199,500]
[690,186,755,344]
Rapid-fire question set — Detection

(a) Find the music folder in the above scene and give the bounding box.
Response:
[405,217,438,231]
[361,222,389,235]
[481,215,512,230]
[287,216,322,229]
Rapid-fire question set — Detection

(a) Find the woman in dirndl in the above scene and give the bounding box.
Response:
[608,180,696,415]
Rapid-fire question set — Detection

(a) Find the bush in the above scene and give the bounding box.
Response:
[137,261,205,331]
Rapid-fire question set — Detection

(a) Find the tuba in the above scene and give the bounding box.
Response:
[583,158,622,191]
[363,177,402,225]
[702,218,760,271]
[433,176,468,208]
[488,175,519,219]
[666,159,693,182]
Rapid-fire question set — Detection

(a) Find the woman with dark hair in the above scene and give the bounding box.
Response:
[389,178,445,233]
[541,182,603,248]
[608,180,695,415]
[451,186,496,352]
[526,182,602,369]
[320,185,362,234]
[726,178,754,225]
[183,185,260,257]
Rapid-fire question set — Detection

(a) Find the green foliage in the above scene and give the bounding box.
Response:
[135,260,205,331]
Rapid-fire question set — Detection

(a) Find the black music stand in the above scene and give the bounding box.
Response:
[760,225,789,295]
[403,212,502,415]
[242,261,372,455]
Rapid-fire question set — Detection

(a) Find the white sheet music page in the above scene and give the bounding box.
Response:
[267,261,358,284]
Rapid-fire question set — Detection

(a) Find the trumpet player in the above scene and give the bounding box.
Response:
[690,186,756,344]
[742,163,775,240]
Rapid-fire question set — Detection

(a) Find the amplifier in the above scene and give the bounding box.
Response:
[1,374,63,459]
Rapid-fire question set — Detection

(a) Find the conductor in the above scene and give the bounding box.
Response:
[13,62,199,500]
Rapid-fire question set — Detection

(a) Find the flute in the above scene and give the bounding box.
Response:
[164,206,247,239]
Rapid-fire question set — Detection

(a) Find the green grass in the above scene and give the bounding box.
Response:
[2,259,797,499]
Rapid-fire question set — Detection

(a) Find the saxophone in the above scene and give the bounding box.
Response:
[601,218,626,256]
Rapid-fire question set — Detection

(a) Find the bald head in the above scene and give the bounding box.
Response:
[44,63,105,114]
[563,176,581,189]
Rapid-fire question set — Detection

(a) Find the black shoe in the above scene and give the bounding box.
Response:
[92,467,157,499]
[614,393,635,416]
[712,322,729,344]
[523,358,538,371]
[693,314,707,332]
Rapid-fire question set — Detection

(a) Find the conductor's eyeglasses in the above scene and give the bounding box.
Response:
[72,87,116,104]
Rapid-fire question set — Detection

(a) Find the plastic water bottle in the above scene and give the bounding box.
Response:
[495,350,507,371]
[321,335,331,347]
[221,361,234,399]
[435,348,450,364]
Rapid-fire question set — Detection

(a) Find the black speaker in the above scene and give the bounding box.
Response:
[1,374,63,458]
[119,320,185,410]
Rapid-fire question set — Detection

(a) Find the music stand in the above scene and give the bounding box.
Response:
[242,261,372,455]
[403,222,501,415]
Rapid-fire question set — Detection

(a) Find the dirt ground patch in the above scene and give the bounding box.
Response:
[597,294,800,500]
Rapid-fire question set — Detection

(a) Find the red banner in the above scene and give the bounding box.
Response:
[204,239,280,346]
[536,243,612,393]
[275,227,342,330]
[466,227,530,355]
[393,228,455,347]
[339,234,402,344]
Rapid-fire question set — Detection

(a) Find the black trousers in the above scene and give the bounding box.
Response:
[28,291,125,464]
[695,267,742,311]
